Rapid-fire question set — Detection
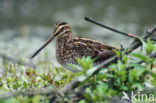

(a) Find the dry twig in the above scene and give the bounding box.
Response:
[84,17,139,39]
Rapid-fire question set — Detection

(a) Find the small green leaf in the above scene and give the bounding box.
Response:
[78,75,87,81]
[131,53,147,61]
[32,95,41,103]
[86,67,98,76]
[138,37,147,49]
[68,64,82,71]
[79,100,86,103]
[146,38,154,55]
[75,71,84,76]
[120,86,128,90]
[150,73,156,79]
[133,83,144,90]
[114,49,120,58]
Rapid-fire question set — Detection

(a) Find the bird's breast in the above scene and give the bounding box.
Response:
[56,41,79,66]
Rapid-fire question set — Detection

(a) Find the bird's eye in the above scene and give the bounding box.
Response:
[62,27,65,29]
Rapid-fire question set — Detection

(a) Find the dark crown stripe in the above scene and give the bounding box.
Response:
[54,25,70,36]
[54,22,68,33]
[57,22,67,27]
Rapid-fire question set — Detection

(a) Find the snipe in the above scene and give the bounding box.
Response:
[31,22,118,72]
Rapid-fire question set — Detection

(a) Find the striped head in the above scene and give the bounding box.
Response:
[53,22,72,38]
[31,21,72,59]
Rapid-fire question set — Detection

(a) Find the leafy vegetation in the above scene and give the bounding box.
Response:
[0,39,155,103]
[71,38,156,102]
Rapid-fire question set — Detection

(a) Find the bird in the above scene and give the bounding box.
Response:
[31,22,118,72]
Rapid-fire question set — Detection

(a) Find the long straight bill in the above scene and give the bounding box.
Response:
[31,35,55,59]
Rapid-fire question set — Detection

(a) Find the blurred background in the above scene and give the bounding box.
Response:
[0,0,155,68]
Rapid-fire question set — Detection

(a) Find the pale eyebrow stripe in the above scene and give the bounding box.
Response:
[54,25,69,34]
[54,22,67,33]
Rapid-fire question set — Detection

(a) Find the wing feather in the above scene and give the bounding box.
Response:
[73,37,118,62]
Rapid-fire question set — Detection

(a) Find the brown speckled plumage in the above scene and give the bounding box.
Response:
[31,22,118,72]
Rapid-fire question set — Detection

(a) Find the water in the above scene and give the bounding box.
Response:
[0,0,155,68]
